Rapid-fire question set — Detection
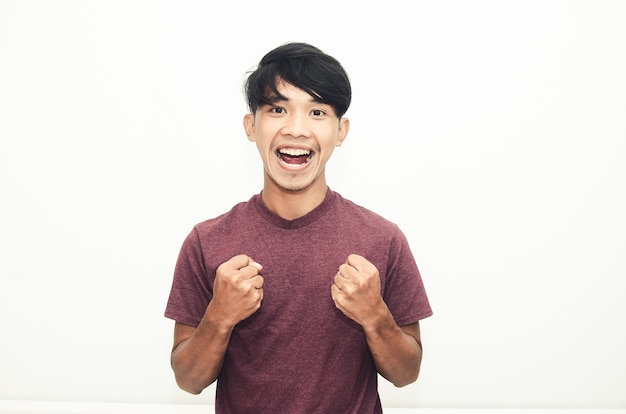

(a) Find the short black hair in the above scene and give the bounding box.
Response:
[244,42,352,118]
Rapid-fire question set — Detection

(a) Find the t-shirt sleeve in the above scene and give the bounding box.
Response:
[383,226,433,326]
[164,227,213,327]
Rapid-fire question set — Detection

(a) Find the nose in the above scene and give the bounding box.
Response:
[281,113,312,138]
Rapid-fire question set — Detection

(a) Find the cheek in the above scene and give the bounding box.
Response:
[252,129,272,149]
[256,124,279,145]
[256,141,272,158]
[319,129,342,149]
[255,137,277,162]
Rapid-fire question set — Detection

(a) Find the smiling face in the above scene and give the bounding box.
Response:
[244,80,349,196]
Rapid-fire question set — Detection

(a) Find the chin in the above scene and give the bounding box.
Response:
[278,183,311,193]
[271,177,317,193]
[266,169,322,194]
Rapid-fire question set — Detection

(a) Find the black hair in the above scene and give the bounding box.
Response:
[244,42,352,118]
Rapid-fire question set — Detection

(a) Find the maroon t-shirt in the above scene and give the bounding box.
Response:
[165,189,432,413]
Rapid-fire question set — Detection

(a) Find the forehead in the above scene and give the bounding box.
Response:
[265,78,321,103]
[259,77,338,117]
[278,83,311,100]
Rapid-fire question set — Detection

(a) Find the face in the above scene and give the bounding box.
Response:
[244,80,349,194]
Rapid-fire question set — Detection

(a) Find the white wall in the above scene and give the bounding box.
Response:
[1,0,624,409]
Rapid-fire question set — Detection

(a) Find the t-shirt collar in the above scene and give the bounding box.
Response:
[253,187,336,229]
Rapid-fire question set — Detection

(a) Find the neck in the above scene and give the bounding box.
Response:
[261,178,328,221]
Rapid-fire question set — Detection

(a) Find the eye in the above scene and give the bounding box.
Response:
[270,106,285,114]
[311,109,326,117]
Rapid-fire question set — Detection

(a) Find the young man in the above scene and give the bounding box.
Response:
[165,42,432,413]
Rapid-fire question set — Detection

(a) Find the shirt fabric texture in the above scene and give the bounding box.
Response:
[165,189,432,413]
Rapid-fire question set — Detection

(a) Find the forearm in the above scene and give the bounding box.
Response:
[170,303,234,394]
[362,306,422,387]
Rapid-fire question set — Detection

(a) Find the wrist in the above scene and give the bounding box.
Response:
[361,299,395,337]
[202,300,237,335]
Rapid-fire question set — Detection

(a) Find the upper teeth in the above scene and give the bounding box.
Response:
[279,148,310,156]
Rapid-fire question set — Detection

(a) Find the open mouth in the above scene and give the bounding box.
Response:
[276,147,313,166]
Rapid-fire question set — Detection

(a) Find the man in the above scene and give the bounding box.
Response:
[165,42,432,413]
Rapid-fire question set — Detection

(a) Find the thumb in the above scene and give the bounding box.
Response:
[247,256,263,271]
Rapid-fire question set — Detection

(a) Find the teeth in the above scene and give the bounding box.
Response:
[278,148,311,156]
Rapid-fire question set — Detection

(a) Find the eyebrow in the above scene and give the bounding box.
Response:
[265,93,324,104]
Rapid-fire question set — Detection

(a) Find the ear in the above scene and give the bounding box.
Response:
[336,117,350,147]
[243,113,256,142]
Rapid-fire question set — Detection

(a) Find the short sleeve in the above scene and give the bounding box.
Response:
[164,227,213,327]
[383,227,433,326]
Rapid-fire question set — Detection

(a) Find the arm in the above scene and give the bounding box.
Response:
[170,255,264,394]
[362,314,422,387]
[331,254,423,387]
[170,306,234,394]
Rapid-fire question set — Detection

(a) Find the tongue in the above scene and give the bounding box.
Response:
[281,154,308,164]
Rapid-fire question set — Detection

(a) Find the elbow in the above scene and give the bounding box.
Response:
[171,355,215,395]
[393,343,423,387]
[392,370,419,388]
[389,357,421,388]
[174,372,212,395]
[380,365,420,388]
[178,382,201,395]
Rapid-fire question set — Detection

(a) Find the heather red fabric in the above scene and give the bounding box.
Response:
[165,189,432,413]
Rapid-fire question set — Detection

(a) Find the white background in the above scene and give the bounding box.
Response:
[1,0,625,409]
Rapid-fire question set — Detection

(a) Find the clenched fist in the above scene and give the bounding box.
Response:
[331,254,384,327]
[211,254,264,327]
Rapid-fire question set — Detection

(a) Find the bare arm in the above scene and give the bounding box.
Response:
[170,255,264,394]
[362,316,422,387]
[170,306,234,394]
[331,254,423,387]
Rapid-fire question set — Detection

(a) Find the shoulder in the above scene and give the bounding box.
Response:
[192,195,258,234]
[331,191,401,236]
[178,195,261,254]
